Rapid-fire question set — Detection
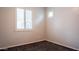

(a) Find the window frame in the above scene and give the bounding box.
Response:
[15,8,33,32]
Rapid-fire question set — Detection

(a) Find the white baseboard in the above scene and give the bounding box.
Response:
[0,39,78,51]
[0,39,45,50]
[46,40,78,51]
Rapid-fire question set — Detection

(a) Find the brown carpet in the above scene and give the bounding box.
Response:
[0,40,76,51]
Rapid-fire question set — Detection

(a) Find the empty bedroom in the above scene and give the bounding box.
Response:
[0,7,79,51]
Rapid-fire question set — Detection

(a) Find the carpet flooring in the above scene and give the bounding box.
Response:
[0,40,76,51]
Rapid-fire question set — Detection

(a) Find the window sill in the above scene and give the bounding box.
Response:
[15,29,32,32]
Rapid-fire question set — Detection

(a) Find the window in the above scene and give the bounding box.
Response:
[48,11,54,18]
[17,8,24,29]
[16,8,32,31]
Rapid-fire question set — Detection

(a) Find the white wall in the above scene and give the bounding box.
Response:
[0,7,45,49]
[1,7,79,50]
[46,7,79,50]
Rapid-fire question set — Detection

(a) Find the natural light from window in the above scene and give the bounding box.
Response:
[17,8,24,29]
[25,10,32,29]
[48,11,54,18]
[16,8,32,30]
